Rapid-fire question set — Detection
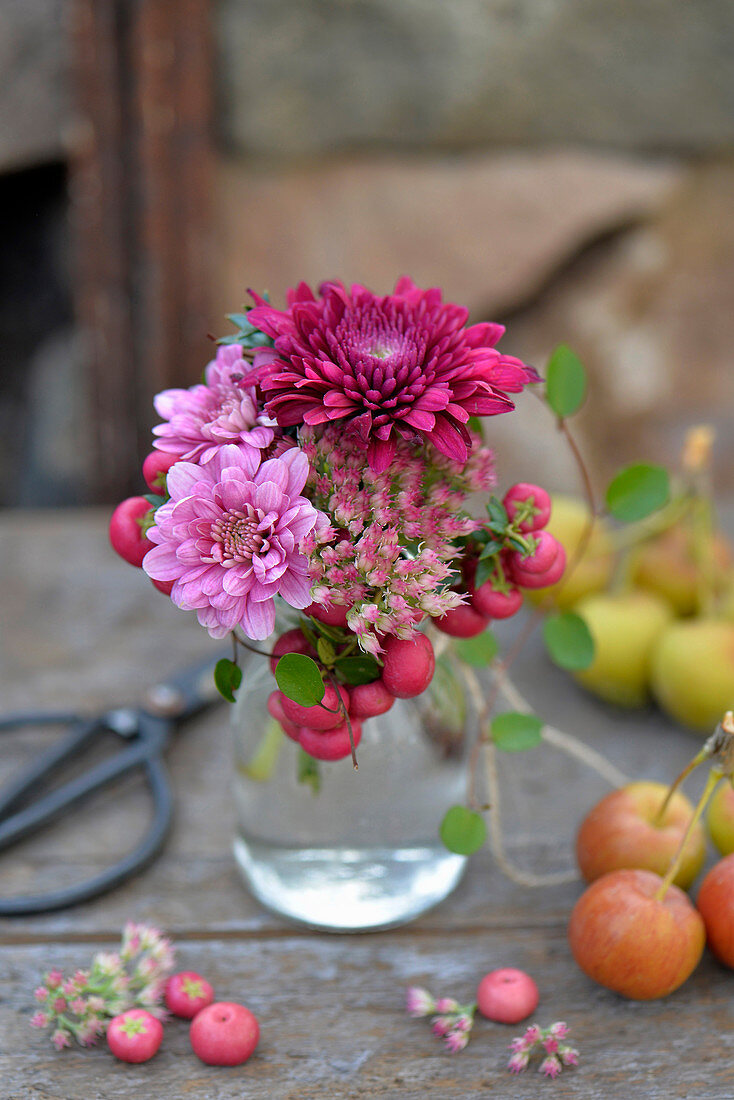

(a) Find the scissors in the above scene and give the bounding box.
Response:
[0,653,225,916]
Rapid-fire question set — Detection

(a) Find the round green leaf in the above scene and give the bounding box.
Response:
[439,805,486,855]
[214,658,242,704]
[545,344,587,418]
[275,653,324,706]
[605,463,670,523]
[491,711,543,752]
[454,630,499,667]
[543,612,595,670]
[335,654,381,685]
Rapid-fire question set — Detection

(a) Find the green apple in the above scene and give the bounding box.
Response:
[631,526,732,617]
[576,781,706,890]
[651,619,734,734]
[573,591,673,707]
[526,495,614,611]
[706,779,734,856]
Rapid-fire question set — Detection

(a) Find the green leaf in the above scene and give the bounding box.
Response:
[467,416,483,434]
[545,344,587,418]
[424,654,467,737]
[474,558,496,589]
[486,497,509,528]
[605,463,670,523]
[297,748,322,795]
[316,637,336,665]
[214,658,243,703]
[454,630,499,667]
[335,654,381,685]
[275,653,325,706]
[225,312,254,330]
[543,612,595,670]
[491,711,543,752]
[240,718,283,781]
[478,538,503,559]
[439,805,486,855]
[143,492,166,508]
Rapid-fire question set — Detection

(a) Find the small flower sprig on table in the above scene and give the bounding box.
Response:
[406,986,477,1053]
[30,922,174,1050]
[508,1022,579,1078]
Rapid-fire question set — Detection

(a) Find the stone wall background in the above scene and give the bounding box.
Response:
[1,0,733,503]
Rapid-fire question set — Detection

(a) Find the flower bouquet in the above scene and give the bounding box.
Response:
[109,276,671,931]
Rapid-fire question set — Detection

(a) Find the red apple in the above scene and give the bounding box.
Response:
[696,853,734,968]
[576,781,706,890]
[568,868,705,999]
[189,1001,259,1066]
[476,968,538,1024]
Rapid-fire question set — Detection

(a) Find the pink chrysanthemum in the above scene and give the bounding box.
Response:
[152,344,274,463]
[143,444,324,640]
[247,277,538,472]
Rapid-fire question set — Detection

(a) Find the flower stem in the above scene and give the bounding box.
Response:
[654,768,722,901]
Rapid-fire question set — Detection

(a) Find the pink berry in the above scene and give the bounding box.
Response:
[381,634,436,698]
[348,679,395,719]
[281,682,350,730]
[305,601,349,628]
[470,582,523,619]
[266,691,301,741]
[435,604,490,638]
[511,542,566,589]
[142,450,178,493]
[511,530,559,575]
[189,1002,259,1067]
[107,1009,163,1063]
[151,577,174,596]
[109,496,154,567]
[476,968,539,1024]
[165,971,214,1020]
[298,718,363,761]
[503,483,552,532]
[269,628,313,675]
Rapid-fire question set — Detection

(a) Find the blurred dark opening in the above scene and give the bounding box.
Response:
[0,162,76,507]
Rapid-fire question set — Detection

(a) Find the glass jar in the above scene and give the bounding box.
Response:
[231,642,471,932]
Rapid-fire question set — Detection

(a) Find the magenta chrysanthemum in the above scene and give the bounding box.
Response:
[143,444,325,640]
[152,344,273,463]
[248,277,538,472]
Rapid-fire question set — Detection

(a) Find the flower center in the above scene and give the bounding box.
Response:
[210,509,263,562]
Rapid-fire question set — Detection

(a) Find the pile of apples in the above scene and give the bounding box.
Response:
[568,745,734,1000]
[529,493,734,734]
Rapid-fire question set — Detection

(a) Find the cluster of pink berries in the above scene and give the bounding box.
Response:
[107,974,259,1066]
[434,483,565,639]
[268,602,436,762]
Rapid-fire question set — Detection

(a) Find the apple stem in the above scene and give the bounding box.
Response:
[655,768,723,901]
[652,746,712,827]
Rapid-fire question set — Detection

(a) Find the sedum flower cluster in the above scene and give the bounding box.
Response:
[30,923,174,1049]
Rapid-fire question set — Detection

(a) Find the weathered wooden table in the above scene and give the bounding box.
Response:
[2,511,733,1099]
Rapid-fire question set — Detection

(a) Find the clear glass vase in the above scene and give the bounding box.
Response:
[231,644,471,932]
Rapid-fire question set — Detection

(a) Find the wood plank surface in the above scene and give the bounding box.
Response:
[1,509,733,1098]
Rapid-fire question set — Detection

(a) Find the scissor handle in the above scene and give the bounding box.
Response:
[0,754,173,916]
[0,716,99,822]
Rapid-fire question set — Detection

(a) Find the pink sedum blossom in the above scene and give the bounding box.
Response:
[143,444,325,640]
[152,344,274,463]
[248,277,538,472]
